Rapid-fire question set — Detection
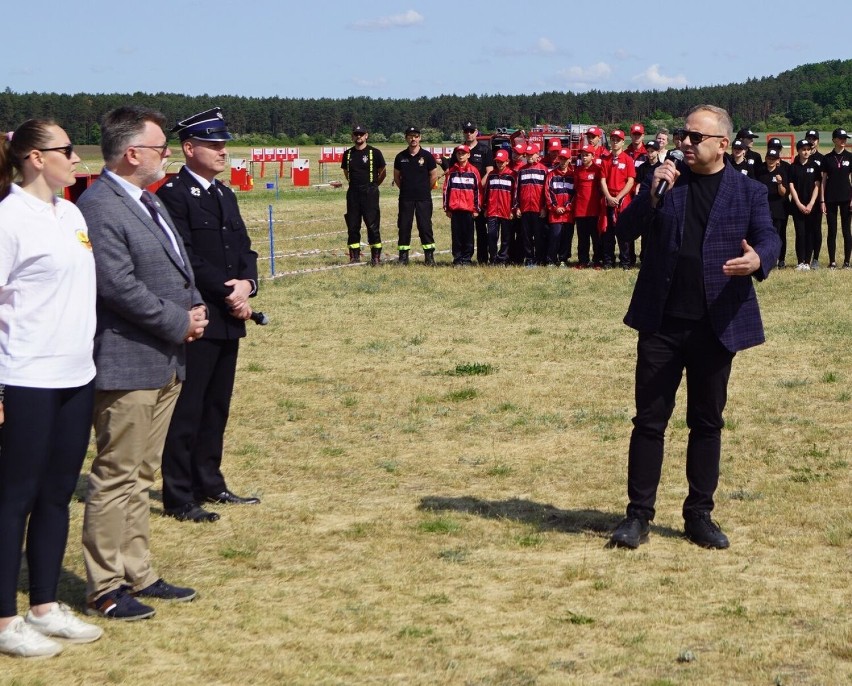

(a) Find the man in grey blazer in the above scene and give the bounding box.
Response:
[77,106,209,621]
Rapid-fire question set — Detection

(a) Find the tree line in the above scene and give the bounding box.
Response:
[1,59,849,146]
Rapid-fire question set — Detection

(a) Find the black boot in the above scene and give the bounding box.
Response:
[348,248,361,264]
[424,248,435,266]
[398,250,410,265]
[370,247,382,266]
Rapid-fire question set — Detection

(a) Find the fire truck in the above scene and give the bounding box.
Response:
[481,124,608,162]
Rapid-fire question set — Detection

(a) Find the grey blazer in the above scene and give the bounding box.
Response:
[77,171,203,391]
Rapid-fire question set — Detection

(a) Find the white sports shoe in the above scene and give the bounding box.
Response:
[26,602,103,644]
[0,616,63,657]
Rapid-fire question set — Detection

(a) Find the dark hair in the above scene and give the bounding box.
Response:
[0,119,56,201]
[100,106,167,166]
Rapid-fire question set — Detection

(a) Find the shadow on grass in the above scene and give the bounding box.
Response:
[418,495,682,540]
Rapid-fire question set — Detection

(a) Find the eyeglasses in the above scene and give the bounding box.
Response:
[674,129,726,145]
[130,142,170,157]
[36,144,74,159]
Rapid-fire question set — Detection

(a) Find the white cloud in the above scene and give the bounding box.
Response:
[536,38,556,54]
[613,49,635,61]
[556,62,613,90]
[632,64,688,89]
[351,10,424,31]
[351,76,388,90]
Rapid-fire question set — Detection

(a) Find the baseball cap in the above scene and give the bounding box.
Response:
[832,128,849,139]
[352,125,368,135]
[737,128,757,139]
[556,148,571,159]
[586,126,603,138]
[462,121,477,132]
[580,144,596,155]
[631,123,645,135]
[404,126,420,136]
[513,141,527,156]
[766,148,780,159]
[767,137,783,150]
[494,149,509,163]
[526,143,540,155]
[455,144,470,154]
[796,138,813,150]
[610,130,625,140]
[548,138,562,150]
[805,129,819,139]
[645,140,660,151]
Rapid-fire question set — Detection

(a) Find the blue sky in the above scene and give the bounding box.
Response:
[5,0,848,99]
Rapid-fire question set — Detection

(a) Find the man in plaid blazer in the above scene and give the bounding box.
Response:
[610,105,780,550]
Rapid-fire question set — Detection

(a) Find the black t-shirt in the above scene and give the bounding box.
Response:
[754,162,789,219]
[728,156,755,179]
[788,158,820,208]
[342,145,386,187]
[821,149,852,202]
[394,147,437,201]
[665,168,724,320]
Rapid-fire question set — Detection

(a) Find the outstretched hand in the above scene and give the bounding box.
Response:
[722,239,761,276]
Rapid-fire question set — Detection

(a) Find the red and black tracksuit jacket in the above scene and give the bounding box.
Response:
[483,168,517,219]
[516,162,547,213]
[443,163,481,213]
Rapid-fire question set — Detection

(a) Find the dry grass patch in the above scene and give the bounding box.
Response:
[10,170,850,684]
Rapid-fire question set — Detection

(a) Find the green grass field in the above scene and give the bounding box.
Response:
[5,146,850,685]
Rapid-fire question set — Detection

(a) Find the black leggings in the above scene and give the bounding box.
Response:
[0,382,94,616]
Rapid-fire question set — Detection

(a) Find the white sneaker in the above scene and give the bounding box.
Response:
[26,603,103,644]
[796,263,810,271]
[0,616,63,657]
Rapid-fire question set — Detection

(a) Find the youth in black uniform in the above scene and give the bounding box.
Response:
[393,126,438,265]
[158,107,260,522]
[788,139,821,268]
[736,127,763,170]
[342,125,386,265]
[754,149,789,267]
[819,128,852,268]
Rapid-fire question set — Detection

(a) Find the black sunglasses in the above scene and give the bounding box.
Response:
[674,128,726,145]
[37,144,74,159]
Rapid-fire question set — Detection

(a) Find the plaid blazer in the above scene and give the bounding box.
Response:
[616,163,781,353]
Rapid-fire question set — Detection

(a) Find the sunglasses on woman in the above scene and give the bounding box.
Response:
[36,144,75,159]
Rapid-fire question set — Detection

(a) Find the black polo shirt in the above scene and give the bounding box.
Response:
[821,149,852,202]
[394,147,437,201]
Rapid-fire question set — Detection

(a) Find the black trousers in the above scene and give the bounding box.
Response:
[486,216,511,264]
[772,216,787,263]
[546,222,571,265]
[626,316,734,522]
[792,208,821,264]
[507,217,525,265]
[474,213,488,264]
[520,212,542,265]
[162,338,239,509]
[0,382,94,615]
[824,201,851,264]
[450,211,475,264]
[575,216,599,265]
[397,199,434,250]
[346,184,381,248]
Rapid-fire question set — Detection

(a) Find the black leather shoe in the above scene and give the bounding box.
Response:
[684,512,729,549]
[164,503,220,522]
[206,490,260,505]
[609,516,650,549]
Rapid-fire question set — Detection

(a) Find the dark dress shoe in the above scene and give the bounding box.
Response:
[164,503,220,522]
[206,489,260,505]
[609,516,650,549]
[684,512,729,549]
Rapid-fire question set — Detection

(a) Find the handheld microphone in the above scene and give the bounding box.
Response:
[250,311,269,326]
[655,149,684,199]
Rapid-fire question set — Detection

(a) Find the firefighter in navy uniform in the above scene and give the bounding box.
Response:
[393,126,438,265]
[342,125,386,265]
[157,107,260,522]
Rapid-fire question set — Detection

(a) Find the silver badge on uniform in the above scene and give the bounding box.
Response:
[190,187,201,197]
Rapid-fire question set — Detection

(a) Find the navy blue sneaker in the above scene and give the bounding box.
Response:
[133,579,197,603]
[86,587,156,621]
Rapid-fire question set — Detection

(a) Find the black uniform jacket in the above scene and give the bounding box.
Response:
[157,166,258,340]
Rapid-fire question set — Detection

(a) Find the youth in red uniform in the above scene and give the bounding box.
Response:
[600,130,636,268]
[443,145,481,266]
[572,145,604,268]
[516,144,547,265]
[482,149,516,264]
[544,149,574,266]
